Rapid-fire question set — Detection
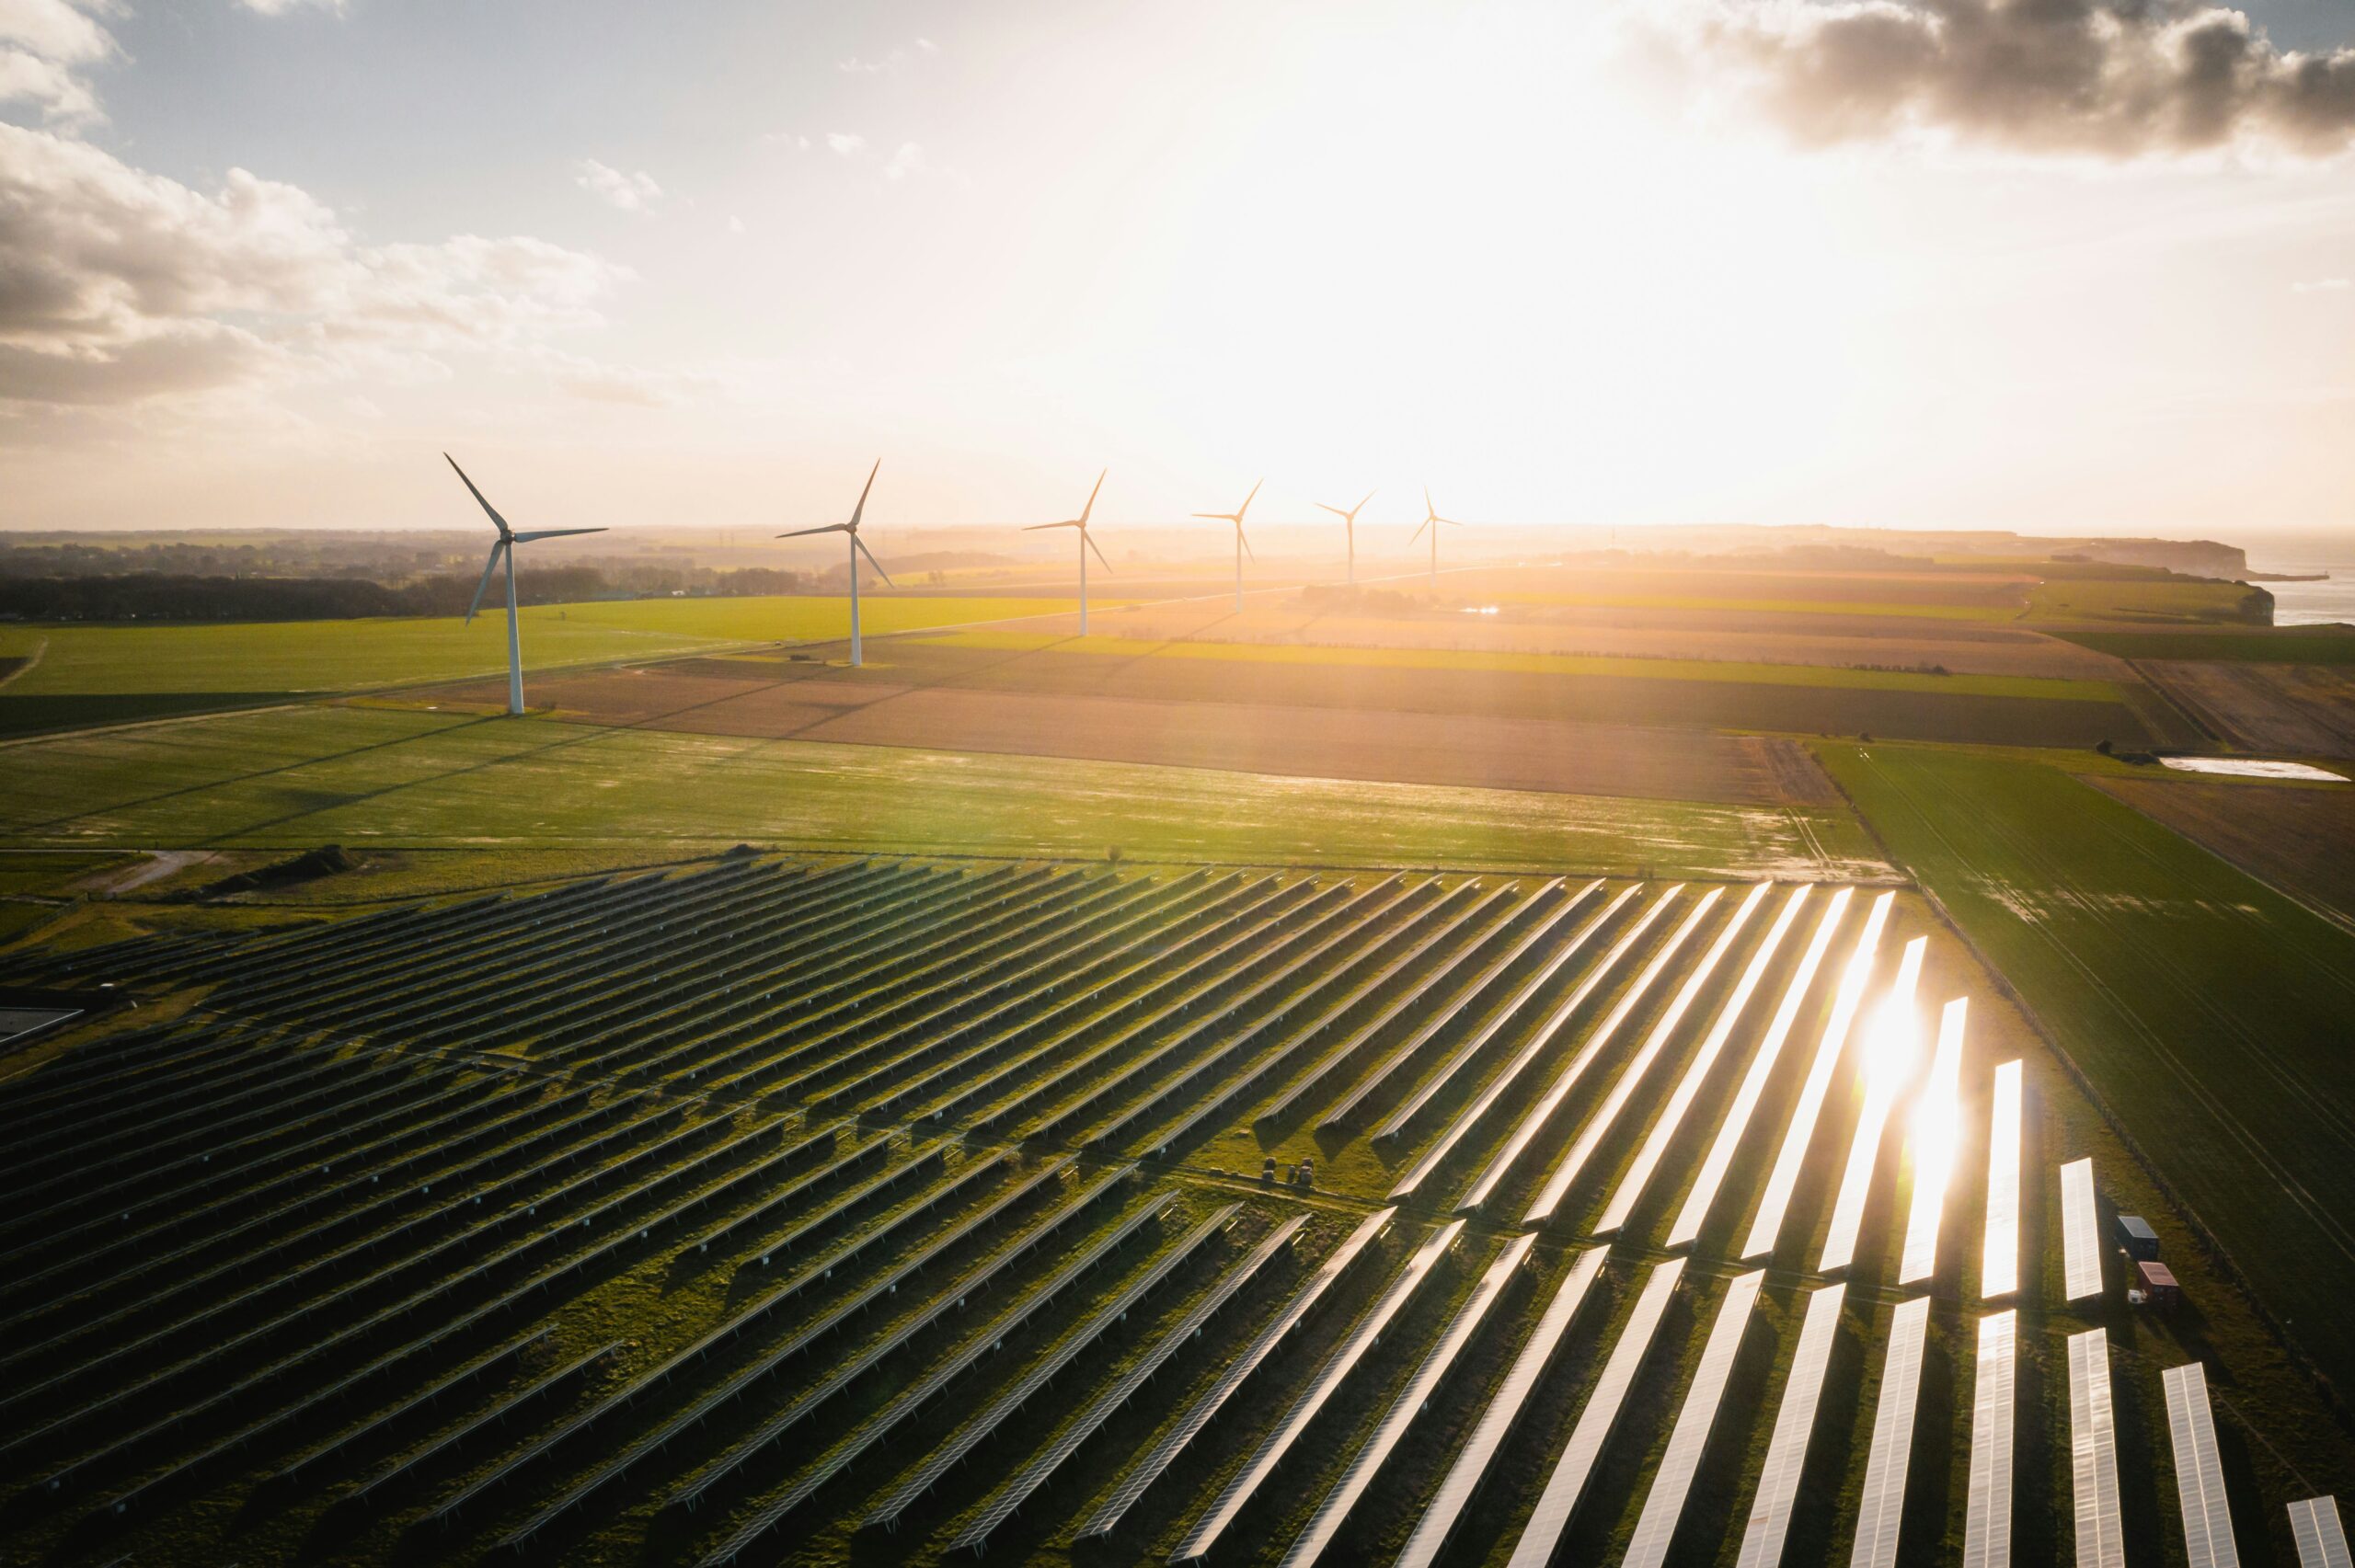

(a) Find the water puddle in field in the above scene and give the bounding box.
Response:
[2159,757,2345,782]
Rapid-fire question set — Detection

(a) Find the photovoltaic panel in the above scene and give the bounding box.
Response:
[1524,884,1752,1225]
[1818,936,1926,1273]
[1459,890,1717,1217]
[1502,1256,1685,1568]
[1600,884,1810,1238]
[2061,1158,2103,1302]
[1898,997,1969,1284]
[1981,1059,2022,1299]
[1395,1247,1609,1568]
[2290,1496,2353,1568]
[1668,887,1853,1250]
[1277,1234,1534,1568]
[2068,1329,2126,1568]
[1735,1282,1846,1568]
[1170,1219,1464,1564]
[1623,1269,1765,1568]
[2165,1362,2242,1568]
[1963,1310,2015,1568]
[1740,890,1894,1260]
[1850,1296,1930,1568]
[1077,1207,1394,1541]
[1385,885,1660,1206]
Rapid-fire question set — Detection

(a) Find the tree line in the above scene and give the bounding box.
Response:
[0,566,816,624]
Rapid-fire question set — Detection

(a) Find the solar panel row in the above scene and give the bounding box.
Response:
[1818,935,1927,1274]
[1982,1059,2023,1299]
[2165,1362,2242,1568]
[1963,1310,2016,1568]
[2291,1495,2353,1568]
[1741,890,1896,1260]
[1898,998,1969,1284]
[2062,1158,2104,1302]
[1851,1296,1930,1568]
[1623,1268,1767,1568]
[1735,1281,1846,1568]
[2068,1329,2126,1568]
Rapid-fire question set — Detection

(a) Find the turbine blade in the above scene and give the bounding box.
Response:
[465,541,504,624]
[1357,488,1376,514]
[1023,521,1082,532]
[445,453,511,536]
[1424,485,1435,519]
[777,523,851,539]
[855,532,895,588]
[1236,476,1263,521]
[849,457,881,531]
[1189,511,1234,521]
[1086,528,1112,573]
[1079,468,1106,526]
[1409,519,1430,544]
[1238,527,1256,564]
[1315,502,1349,519]
[511,526,608,543]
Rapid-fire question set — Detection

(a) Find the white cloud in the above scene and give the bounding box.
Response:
[572,157,661,212]
[237,0,345,13]
[2293,277,2352,294]
[0,0,117,124]
[914,37,936,52]
[883,142,928,181]
[824,131,865,156]
[0,120,633,408]
[727,214,744,234]
[1674,0,2355,160]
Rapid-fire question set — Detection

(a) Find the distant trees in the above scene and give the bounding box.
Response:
[0,565,820,624]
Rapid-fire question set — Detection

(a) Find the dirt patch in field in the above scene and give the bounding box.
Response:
[2090,774,2355,933]
[2137,661,2355,757]
[449,663,1840,807]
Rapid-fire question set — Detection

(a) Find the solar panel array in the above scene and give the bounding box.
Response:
[1851,1296,1931,1568]
[2165,1362,2244,1568]
[2062,1157,2105,1302]
[2069,1329,2128,1568]
[2291,1495,2353,1568]
[1,851,2324,1568]
[1964,1310,2016,1568]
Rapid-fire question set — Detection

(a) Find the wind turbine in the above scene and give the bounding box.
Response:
[1024,469,1110,635]
[1315,489,1375,586]
[1192,477,1263,612]
[1410,486,1461,589]
[779,459,891,667]
[446,453,607,716]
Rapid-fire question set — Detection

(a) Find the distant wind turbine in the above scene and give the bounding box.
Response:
[446,453,608,716]
[1410,486,1461,589]
[1192,477,1263,612]
[779,459,891,667]
[1315,489,1376,586]
[1024,469,1110,635]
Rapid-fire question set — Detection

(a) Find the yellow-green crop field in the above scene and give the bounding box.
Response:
[915,630,2127,704]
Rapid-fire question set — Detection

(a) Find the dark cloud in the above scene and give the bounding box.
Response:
[1693,0,2355,157]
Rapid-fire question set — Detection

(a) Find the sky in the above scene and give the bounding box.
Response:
[3,0,2354,542]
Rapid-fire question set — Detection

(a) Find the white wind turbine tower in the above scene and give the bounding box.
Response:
[446,453,608,716]
[1410,486,1461,589]
[1315,489,1375,586]
[1192,477,1263,612]
[779,459,891,667]
[1024,469,1110,635]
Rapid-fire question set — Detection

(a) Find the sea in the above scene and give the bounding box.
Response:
[2238,530,2355,627]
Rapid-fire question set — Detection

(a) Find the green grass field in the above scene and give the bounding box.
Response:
[918,630,2127,703]
[2025,577,2271,624]
[1820,740,2355,1397]
[0,703,1888,880]
[0,597,1087,738]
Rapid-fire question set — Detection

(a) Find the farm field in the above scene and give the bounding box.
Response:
[2135,659,2355,757]
[1093,597,2132,681]
[1,850,2346,1567]
[0,704,1887,880]
[429,661,1840,807]
[873,630,2187,750]
[1820,741,2355,1399]
[0,596,1094,738]
[2089,773,2355,933]
[2055,628,2355,663]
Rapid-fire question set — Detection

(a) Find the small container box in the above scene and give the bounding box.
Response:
[2116,1214,2161,1262]
[2136,1259,2180,1308]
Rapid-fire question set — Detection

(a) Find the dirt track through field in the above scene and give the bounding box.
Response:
[428,663,1842,807]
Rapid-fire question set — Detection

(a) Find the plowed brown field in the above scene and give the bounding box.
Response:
[2092,773,2355,932]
